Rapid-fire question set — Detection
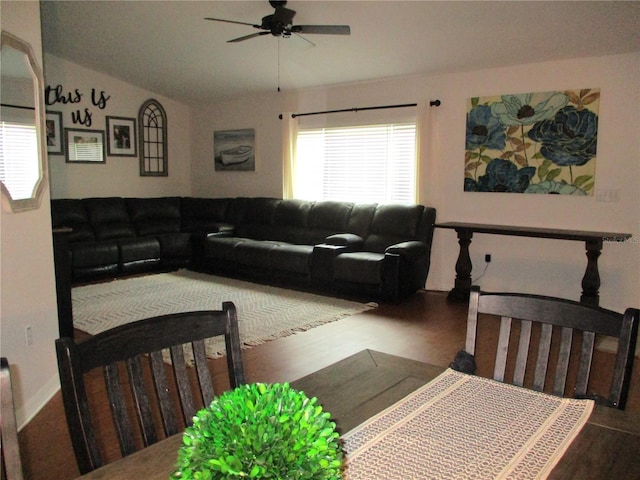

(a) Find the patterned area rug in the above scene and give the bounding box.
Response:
[72,270,376,358]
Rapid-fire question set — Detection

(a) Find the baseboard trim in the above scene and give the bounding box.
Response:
[16,376,60,431]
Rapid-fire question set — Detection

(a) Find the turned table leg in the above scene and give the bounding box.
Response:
[581,238,602,306]
[448,229,473,302]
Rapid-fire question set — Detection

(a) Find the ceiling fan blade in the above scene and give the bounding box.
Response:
[291,25,351,35]
[228,31,270,43]
[293,33,316,47]
[204,17,261,29]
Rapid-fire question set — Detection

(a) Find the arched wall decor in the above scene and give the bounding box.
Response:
[138,98,167,176]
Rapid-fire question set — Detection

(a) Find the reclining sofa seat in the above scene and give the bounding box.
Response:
[329,203,437,300]
[125,197,191,269]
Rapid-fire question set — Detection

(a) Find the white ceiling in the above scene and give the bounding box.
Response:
[40,1,640,104]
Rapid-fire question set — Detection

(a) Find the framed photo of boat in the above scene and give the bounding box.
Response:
[214,128,255,171]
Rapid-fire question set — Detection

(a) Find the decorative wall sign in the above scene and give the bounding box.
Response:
[106,116,136,157]
[65,128,105,164]
[464,88,599,195]
[45,84,111,127]
[46,110,64,155]
[214,128,255,171]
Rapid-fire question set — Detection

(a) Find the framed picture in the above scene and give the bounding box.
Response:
[65,128,106,164]
[106,116,137,156]
[214,128,255,171]
[46,111,64,155]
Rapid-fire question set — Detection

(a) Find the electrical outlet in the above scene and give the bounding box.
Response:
[25,325,33,347]
[485,254,492,263]
[595,188,620,202]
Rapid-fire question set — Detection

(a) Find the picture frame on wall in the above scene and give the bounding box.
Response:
[106,116,137,157]
[65,128,106,164]
[214,128,255,171]
[45,110,64,155]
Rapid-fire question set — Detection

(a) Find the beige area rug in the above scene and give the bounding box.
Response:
[72,270,376,358]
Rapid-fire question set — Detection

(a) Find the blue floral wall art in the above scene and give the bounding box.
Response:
[464,89,600,195]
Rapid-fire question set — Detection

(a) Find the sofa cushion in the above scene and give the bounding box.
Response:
[205,236,247,261]
[235,240,281,270]
[270,244,314,275]
[83,197,136,241]
[126,197,182,236]
[71,241,119,268]
[333,252,384,284]
[50,199,96,243]
[364,204,425,253]
[118,237,161,264]
[273,200,313,243]
[299,201,354,244]
[156,233,192,259]
[346,203,377,239]
[236,198,281,240]
[181,197,231,233]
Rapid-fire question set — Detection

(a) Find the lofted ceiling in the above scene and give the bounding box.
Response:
[40,1,640,104]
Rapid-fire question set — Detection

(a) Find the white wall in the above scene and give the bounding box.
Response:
[193,53,640,310]
[44,55,193,199]
[1,0,61,427]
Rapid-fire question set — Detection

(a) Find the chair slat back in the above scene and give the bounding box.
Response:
[1,358,25,480]
[56,303,246,475]
[466,286,638,409]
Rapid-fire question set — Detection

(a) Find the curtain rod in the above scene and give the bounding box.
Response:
[0,102,35,111]
[278,100,440,119]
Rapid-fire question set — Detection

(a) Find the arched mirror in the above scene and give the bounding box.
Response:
[0,31,47,212]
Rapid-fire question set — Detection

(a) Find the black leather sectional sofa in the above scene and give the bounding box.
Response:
[50,196,436,301]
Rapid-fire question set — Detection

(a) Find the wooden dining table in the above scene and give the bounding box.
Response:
[75,349,640,479]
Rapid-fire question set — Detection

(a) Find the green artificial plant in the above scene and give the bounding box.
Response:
[171,382,343,479]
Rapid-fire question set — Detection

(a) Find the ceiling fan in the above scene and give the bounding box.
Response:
[204,0,351,44]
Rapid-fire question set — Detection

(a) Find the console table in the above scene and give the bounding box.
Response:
[435,222,631,306]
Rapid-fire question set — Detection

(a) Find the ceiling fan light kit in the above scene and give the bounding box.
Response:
[205,0,350,43]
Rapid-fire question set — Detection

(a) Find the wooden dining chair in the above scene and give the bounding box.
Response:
[55,302,246,475]
[463,286,638,409]
[1,357,25,480]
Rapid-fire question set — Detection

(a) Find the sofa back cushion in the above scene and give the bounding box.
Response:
[181,197,231,232]
[363,204,425,253]
[83,197,136,241]
[299,201,354,244]
[50,199,95,243]
[126,197,182,236]
[346,203,377,239]
[273,199,313,243]
[236,198,282,240]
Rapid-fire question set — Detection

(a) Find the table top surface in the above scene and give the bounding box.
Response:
[75,350,640,480]
[435,222,631,241]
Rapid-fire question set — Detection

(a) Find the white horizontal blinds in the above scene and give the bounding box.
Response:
[296,123,416,203]
[0,120,38,200]
[69,134,102,162]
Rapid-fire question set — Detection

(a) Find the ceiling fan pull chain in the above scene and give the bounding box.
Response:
[277,38,281,92]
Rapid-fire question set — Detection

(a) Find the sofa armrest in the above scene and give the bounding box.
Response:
[385,241,428,261]
[325,233,364,249]
[205,226,236,239]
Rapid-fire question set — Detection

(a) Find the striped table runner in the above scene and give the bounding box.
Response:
[342,369,593,480]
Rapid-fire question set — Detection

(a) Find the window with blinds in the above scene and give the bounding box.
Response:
[295,123,416,204]
[0,120,39,200]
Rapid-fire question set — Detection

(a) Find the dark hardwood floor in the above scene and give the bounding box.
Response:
[17,289,640,480]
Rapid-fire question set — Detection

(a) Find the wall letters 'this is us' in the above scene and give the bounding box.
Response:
[44,84,111,127]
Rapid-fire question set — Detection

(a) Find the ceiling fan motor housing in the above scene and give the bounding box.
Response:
[263,4,296,36]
